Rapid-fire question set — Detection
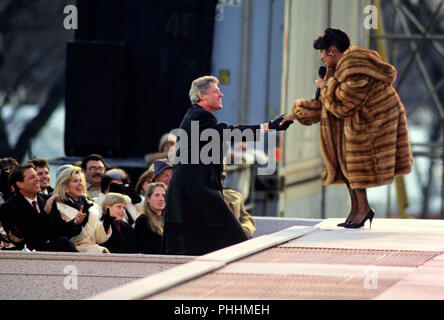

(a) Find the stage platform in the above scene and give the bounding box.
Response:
[2,218,443,300]
[90,218,444,300]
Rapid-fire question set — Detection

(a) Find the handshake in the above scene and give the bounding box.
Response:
[268,114,294,131]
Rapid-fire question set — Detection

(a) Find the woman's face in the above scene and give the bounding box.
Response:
[67,173,85,201]
[320,46,341,68]
[141,177,152,195]
[154,169,172,186]
[146,186,166,216]
[107,202,126,222]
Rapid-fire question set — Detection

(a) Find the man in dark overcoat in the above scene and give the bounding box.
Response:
[161,76,292,255]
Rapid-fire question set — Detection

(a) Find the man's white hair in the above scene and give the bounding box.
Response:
[189,75,218,105]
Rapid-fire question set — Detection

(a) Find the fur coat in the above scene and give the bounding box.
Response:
[292,46,413,189]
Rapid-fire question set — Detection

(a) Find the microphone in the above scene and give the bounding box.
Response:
[315,66,327,100]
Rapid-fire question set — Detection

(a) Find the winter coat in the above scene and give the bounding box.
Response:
[134,213,162,254]
[292,46,413,189]
[57,201,111,253]
[162,105,260,255]
[101,221,138,254]
[222,188,256,238]
[0,193,80,251]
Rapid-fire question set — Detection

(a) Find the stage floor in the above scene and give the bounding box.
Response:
[92,218,444,300]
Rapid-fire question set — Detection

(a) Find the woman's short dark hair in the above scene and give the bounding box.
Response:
[313,28,350,53]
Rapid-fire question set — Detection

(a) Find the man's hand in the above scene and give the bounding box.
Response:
[268,114,293,131]
[44,194,59,215]
[279,113,297,126]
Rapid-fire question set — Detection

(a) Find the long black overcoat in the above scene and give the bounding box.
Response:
[162,105,260,255]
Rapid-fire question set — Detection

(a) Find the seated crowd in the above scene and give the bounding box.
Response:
[0,134,256,254]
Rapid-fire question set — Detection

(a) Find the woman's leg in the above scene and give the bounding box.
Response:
[351,188,372,223]
[345,181,358,223]
[339,170,358,223]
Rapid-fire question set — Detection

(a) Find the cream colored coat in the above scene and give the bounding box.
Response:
[57,202,111,253]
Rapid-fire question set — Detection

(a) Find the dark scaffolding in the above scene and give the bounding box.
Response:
[371,0,444,219]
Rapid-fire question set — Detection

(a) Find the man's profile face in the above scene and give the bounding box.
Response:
[199,82,223,113]
[16,168,41,197]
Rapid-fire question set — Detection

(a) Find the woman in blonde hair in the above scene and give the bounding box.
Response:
[53,166,113,253]
[134,182,166,254]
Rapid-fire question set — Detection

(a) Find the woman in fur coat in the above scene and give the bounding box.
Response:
[282,28,413,228]
[53,165,112,253]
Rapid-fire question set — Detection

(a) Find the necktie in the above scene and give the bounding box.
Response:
[32,200,39,213]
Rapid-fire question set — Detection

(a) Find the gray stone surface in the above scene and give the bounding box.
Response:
[0,252,192,300]
[252,216,321,237]
[0,217,315,300]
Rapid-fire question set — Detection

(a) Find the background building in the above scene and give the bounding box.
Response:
[1,0,443,220]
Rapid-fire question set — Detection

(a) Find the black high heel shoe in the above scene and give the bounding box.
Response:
[337,221,351,227]
[344,209,375,229]
[337,213,354,227]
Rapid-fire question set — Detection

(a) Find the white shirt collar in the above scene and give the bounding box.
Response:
[24,196,40,213]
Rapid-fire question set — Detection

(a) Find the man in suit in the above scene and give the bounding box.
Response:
[0,163,83,252]
[161,75,293,255]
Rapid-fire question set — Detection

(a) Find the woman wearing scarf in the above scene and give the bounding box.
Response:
[53,165,113,253]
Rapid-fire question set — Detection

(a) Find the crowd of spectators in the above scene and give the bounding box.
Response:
[0,133,256,254]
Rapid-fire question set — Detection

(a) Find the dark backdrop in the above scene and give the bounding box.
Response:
[65,0,217,158]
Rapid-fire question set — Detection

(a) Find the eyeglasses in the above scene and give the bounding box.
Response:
[87,166,105,172]
[321,49,335,57]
